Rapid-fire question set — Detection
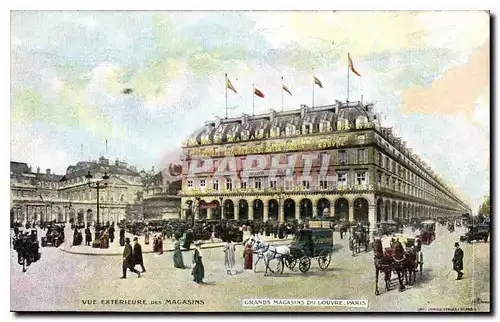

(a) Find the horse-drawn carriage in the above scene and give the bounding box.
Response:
[373,235,423,295]
[349,224,370,256]
[285,228,333,273]
[419,220,436,244]
[377,220,400,236]
[460,223,490,243]
[12,229,41,272]
[41,225,65,247]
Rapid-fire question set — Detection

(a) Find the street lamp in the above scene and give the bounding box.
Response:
[219,196,224,225]
[85,171,110,248]
[273,192,284,223]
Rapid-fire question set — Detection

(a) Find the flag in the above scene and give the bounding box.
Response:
[282,84,292,96]
[348,53,361,77]
[314,76,323,88]
[253,87,265,98]
[225,74,237,94]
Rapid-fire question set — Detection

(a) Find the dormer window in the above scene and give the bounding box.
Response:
[356,116,368,129]
[285,125,295,136]
[337,118,349,131]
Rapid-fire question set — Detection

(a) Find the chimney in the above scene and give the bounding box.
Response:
[29,166,32,172]
[37,167,40,174]
[46,169,51,175]
[115,159,120,166]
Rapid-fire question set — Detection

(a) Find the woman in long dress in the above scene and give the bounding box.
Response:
[144,228,150,245]
[244,242,253,270]
[223,240,236,275]
[191,242,204,284]
[173,237,185,269]
[157,233,164,255]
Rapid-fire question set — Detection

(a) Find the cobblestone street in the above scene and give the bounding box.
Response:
[10,224,490,312]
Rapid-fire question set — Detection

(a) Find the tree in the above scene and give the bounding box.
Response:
[478,195,490,216]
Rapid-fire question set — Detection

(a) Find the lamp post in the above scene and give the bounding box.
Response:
[85,171,110,248]
[273,192,284,223]
[219,196,224,225]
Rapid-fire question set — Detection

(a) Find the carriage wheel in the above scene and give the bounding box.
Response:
[285,257,297,270]
[318,251,331,270]
[299,256,311,273]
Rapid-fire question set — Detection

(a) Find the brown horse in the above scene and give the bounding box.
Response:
[392,241,407,292]
[404,246,417,285]
[373,239,393,295]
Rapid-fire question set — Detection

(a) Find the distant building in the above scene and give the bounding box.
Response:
[142,170,182,221]
[10,156,144,224]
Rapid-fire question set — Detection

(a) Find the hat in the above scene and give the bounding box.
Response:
[454,242,460,247]
[133,236,138,241]
[125,237,130,243]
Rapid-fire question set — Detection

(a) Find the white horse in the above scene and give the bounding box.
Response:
[251,236,290,276]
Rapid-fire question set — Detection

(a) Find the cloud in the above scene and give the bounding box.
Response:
[401,41,489,121]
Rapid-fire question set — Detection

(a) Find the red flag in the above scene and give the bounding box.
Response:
[348,53,361,77]
[253,87,265,98]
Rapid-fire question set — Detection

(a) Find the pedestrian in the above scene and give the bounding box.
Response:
[119,227,125,246]
[244,240,253,270]
[191,241,204,284]
[452,242,464,280]
[133,236,146,273]
[223,239,236,275]
[84,227,92,246]
[108,225,115,243]
[183,229,194,250]
[144,227,150,245]
[121,237,140,279]
[157,233,164,255]
[173,235,185,269]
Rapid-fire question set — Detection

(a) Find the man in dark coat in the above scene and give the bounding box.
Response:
[121,237,140,279]
[108,225,115,243]
[84,227,92,246]
[133,237,146,273]
[119,227,125,246]
[452,242,464,280]
[183,228,194,250]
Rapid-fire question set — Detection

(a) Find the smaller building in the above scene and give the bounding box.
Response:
[142,170,182,220]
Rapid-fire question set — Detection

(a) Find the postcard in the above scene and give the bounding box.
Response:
[10,10,490,312]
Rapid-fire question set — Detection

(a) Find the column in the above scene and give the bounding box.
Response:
[312,200,318,218]
[207,208,212,220]
[248,203,254,221]
[295,202,300,221]
[234,203,239,221]
[388,201,393,221]
[329,202,334,218]
[194,202,200,220]
[368,205,376,236]
[263,203,269,222]
[279,203,285,223]
[221,203,225,220]
[348,202,354,222]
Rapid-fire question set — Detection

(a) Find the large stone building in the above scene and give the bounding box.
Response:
[11,156,144,224]
[179,101,471,228]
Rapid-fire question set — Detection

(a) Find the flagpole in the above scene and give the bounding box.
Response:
[347,54,350,104]
[252,84,255,116]
[312,77,315,107]
[281,77,284,112]
[225,73,228,119]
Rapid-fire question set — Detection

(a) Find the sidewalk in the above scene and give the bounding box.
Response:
[59,229,291,256]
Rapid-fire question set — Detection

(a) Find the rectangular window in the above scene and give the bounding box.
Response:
[199,179,206,188]
[284,178,293,191]
[187,180,193,188]
[226,178,233,191]
[357,134,366,145]
[319,177,328,190]
[377,172,382,185]
[338,150,348,165]
[241,181,247,189]
[356,172,367,185]
[269,179,277,189]
[254,178,262,190]
[358,149,367,164]
[302,180,310,190]
[213,179,219,191]
[337,172,348,186]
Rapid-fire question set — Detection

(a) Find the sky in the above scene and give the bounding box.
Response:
[10,11,489,212]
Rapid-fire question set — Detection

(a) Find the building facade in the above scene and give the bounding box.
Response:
[179,102,471,229]
[11,157,144,225]
[142,170,182,220]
